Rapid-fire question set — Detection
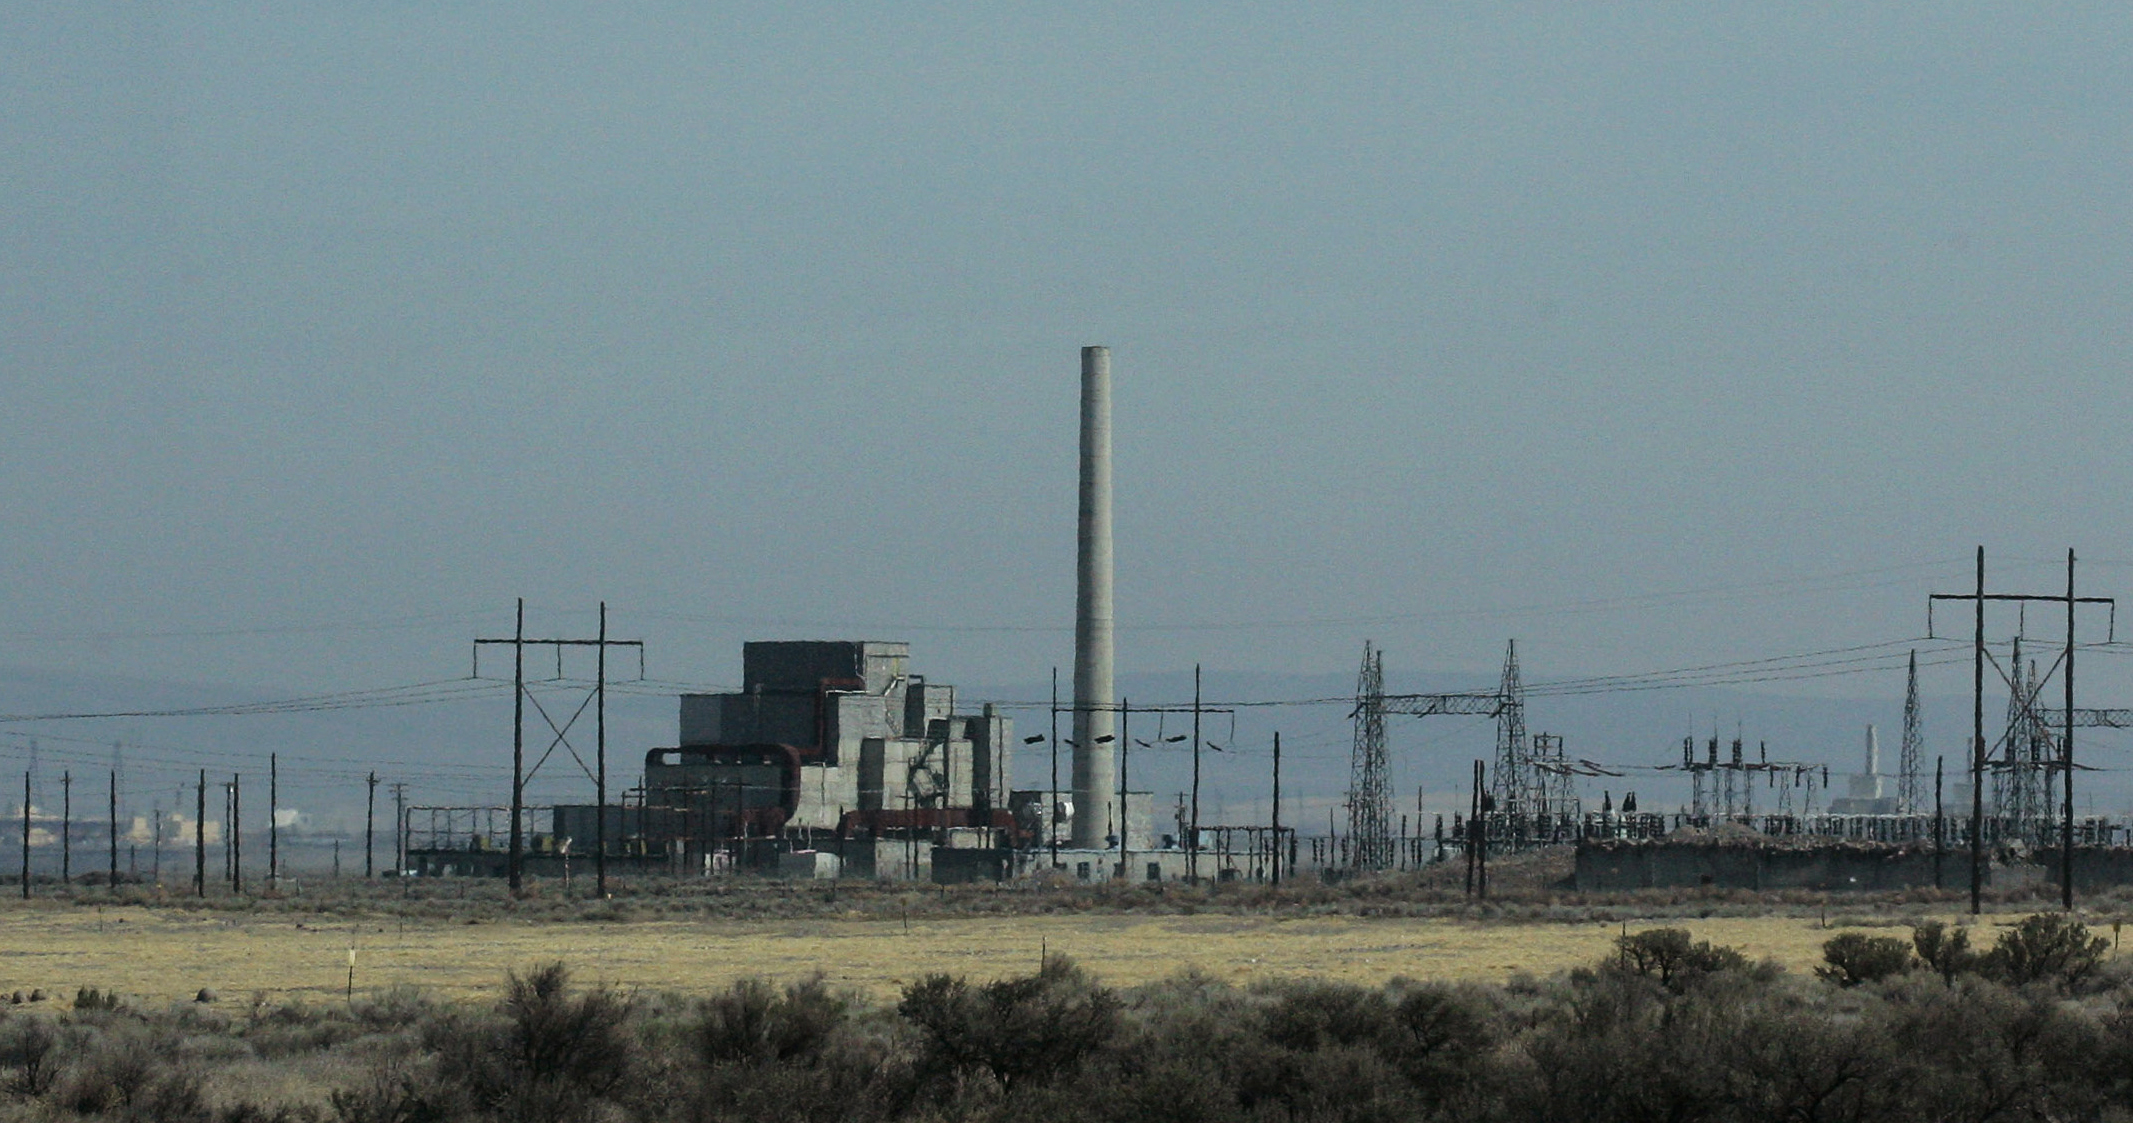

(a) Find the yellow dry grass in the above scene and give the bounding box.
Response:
[0,905,2058,1006]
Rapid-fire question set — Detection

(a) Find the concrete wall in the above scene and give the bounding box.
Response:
[1569,839,2133,892]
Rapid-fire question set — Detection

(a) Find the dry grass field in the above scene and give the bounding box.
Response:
[0,901,2069,1006]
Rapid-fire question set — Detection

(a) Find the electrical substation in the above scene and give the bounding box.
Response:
[13,348,2133,912]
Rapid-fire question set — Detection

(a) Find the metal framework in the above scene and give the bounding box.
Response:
[1350,640,1594,862]
[1668,736,1824,822]
[1495,642,1532,821]
[1899,650,1925,814]
[1346,644,1393,869]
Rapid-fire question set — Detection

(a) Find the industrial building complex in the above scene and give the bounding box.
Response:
[378,347,2133,910]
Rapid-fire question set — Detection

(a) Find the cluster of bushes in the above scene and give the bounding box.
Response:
[10,914,2133,1121]
[1813,912,2114,988]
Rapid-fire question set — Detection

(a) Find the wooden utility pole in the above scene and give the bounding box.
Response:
[596,601,608,898]
[1473,759,1490,900]
[510,597,525,893]
[221,782,233,885]
[365,772,377,878]
[1465,767,1477,897]
[60,772,70,885]
[392,783,408,875]
[269,753,279,891]
[231,772,242,895]
[2063,549,2077,911]
[20,770,30,899]
[1049,669,1060,868]
[1971,548,1984,915]
[1189,665,1203,884]
[193,770,205,898]
[107,769,118,888]
[1270,731,1282,886]
[1928,546,2114,913]
[472,600,643,898]
[1117,698,1130,879]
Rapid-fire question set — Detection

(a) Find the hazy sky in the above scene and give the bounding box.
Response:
[7,4,2133,714]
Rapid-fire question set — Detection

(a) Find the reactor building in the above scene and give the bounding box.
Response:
[638,639,1017,878]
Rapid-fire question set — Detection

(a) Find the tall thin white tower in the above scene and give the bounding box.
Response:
[1071,345,1117,849]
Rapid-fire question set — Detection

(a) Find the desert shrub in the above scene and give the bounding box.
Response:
[1515,968,1729,1123]
[74,987,123,1012]
[1720,996,1900,1121]
[1912,921,1976,984]
[218,1102,326,1123]
[0,1015,61,1096]
[1816,932,1915,986]
[327,1062,455,1123]
[1387,983,1497,1102]
[1615,927,1748,988]
[350,986,436,1033]
[897,955,1118,1097]
[57,1030,210,1122]
[697,974,847,1066]
[1260,982,1394,1052]
[422,962,636,1123]
[1883,976,2109,1121]
[1982,914,2111,990]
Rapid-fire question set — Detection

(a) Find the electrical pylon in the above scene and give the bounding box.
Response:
[1899,650,1924,814]
[1346,642,1393,870]
[1492,641,1530,833]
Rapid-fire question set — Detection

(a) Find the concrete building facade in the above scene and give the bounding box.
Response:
[655,640,1015,847]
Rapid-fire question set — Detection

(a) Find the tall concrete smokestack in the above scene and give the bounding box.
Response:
[1071,345,1116,849]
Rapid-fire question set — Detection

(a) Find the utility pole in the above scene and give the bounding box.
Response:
[1049,669,1060,869]
[221,782,233,886]
[1464,768,1476,896]
[1189,664,1202,884]
[1117,698,1130,879]
[1929,546,2114,914]
[231,772,242,895]
[1970,549,1984,915]
[19,770,30,899]
[1476,760,1493,900]
[2063,549,2077,911]
[596,601,608,898]
[193,770,205,898]
[107,769,117,888]
[60,772,70,885]
[391,783,408,875]
[473,600,644,898]
[269,753,278,892]
[510,598,524,893]
[365,773,377,879]
[1270,731,1282,886]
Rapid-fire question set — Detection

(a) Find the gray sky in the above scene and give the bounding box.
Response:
[7,3,2133,716]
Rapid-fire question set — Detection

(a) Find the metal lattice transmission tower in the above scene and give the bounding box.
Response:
[1988,638,2043,835]
[1898,650,1925,814]
[1346,642,1394,870]
[1491,641,1533,823]
[1998,645,2056,842]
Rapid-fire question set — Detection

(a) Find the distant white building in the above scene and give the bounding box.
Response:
[1829,725,1900,815]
